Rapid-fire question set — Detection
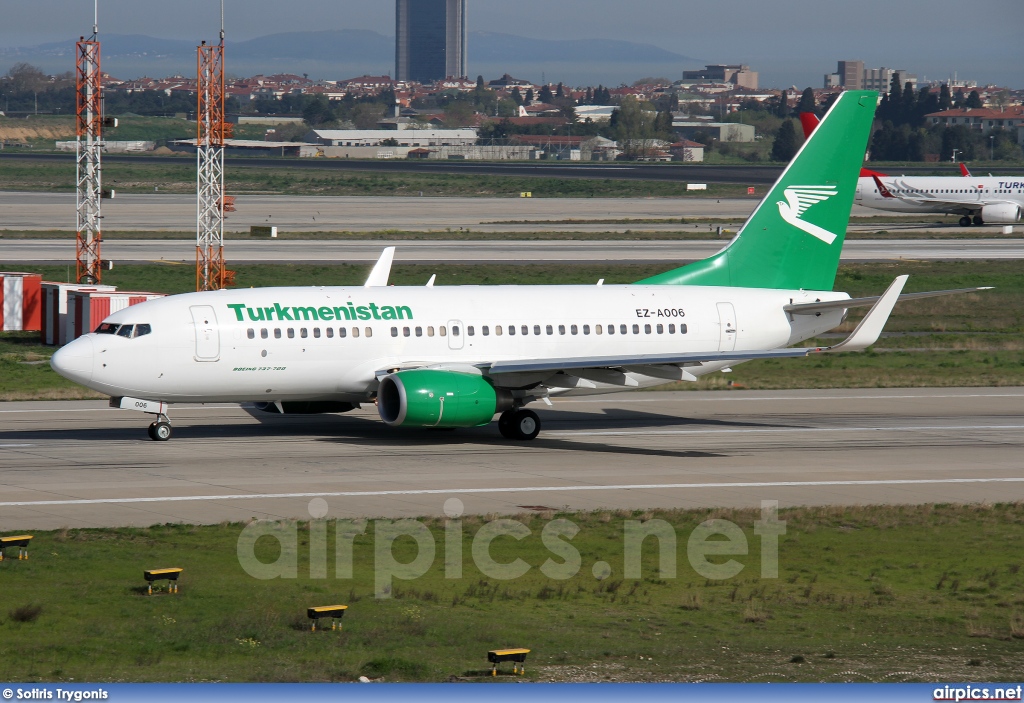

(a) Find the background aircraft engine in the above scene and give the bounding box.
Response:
[981,202,1022,224]
[377,369,513,428]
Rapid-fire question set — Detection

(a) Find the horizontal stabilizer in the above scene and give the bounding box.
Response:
[785,286,993,315]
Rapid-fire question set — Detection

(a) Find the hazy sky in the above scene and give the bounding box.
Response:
[2,0,1022,87]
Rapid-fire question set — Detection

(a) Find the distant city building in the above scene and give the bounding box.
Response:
[681,64,758,90]
[863,67,917,92]
[825,61,917,92]
[395,0,467,83]
[925,106,1024,135]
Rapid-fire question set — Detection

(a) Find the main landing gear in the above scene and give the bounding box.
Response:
[498,408,541,441]
[959,214,984,227]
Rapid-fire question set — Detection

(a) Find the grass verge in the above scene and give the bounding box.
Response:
[0,159,752,198]
[1,504,1023,682]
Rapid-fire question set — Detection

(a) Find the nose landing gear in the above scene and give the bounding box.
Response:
[110,396,173,441]
[147,416,173,441]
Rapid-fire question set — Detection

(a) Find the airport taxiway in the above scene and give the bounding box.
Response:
[0,388,1021,530]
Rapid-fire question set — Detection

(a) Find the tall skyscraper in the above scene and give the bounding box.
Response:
[395,0,467,83]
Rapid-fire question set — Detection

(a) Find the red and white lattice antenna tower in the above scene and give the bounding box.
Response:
[75,0,103,284]
[196,0,235,291]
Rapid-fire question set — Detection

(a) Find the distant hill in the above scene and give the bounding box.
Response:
[0,30,699,85]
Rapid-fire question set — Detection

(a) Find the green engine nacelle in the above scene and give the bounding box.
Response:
[377,369,513,428]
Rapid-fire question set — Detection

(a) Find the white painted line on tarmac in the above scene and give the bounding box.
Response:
[549,424,1024,437]
[3,477,1023,508]
[0,444,35,448]
[556,392,1024,404]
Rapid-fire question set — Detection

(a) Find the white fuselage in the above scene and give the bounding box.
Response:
[55,284,848,404]
[856,175,1024,216]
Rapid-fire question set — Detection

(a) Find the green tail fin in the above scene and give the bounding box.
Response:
[637,90,878,290]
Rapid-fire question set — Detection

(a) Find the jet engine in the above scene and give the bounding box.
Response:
[377,369,513,428]
[981,202,1022,224]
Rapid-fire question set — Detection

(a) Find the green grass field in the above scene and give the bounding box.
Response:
[0,159,751,198]
[0,260,1020,400]
[2,504,1023,683]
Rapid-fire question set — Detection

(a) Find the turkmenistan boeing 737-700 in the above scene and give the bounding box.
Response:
[50,90,989,441]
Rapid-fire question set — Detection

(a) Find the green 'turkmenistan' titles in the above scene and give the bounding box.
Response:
[227,302,413,323]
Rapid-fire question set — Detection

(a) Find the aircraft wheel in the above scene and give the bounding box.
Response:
[149,421,172,441]
[508,409,541,441]
[973,215,984,226]
[959,215,972,227]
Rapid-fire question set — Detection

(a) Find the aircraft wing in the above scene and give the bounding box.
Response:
[480,276,910,378]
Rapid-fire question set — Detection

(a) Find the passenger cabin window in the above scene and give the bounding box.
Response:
[300,328,308,339]
[352,328,360,338]
[313,328,320,338]
[522,325,529,336]
[558,325,566,335]
[427,326,435,337]
[533,325,541,336]
[495,326,502,336]
[467,326,474,336]
[365,327,373,338]
[391,327,399,337]
[596,325,602,335]
[440,326,447,336]
[680,324,688,334]
[571,325,578,335]
[326,328,334,338]
[287,328,295,339]
[338,327,347,338]
[416,327,423,337]
[451,326,460,337]
[261,328,269,339]
[482,326,489,336]
[583,325,590,335]
[274,328,282,339]
[509,325,516,336]
[404,327,412,337]
[546,325,553,335]
[247,328,255,339]
[608,324,615,335]
[620,324,628,334]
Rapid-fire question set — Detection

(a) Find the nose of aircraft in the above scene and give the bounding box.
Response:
[50,336,95,385]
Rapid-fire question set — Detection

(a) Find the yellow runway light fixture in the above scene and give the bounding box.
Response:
[0,535,33,561]
[488,648,530,676]
[307,605,347,632]
[144,568,183,595]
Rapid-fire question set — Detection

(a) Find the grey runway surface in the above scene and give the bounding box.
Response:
[3,236,1022,264]
[1,388,1021,530]
[3,191,929,233]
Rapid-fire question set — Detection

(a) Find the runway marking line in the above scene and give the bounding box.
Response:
[550,424,1024,437]
[3,477,1023,508]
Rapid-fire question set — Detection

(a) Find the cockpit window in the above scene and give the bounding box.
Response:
[95,323,120,334]
[134,324,152,338]
[116,325,135,338]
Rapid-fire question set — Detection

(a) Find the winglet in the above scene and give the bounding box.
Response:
[364,247,396,287]
[872,174,896,199]
[959,163,972,177]
[816,275,908,354]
